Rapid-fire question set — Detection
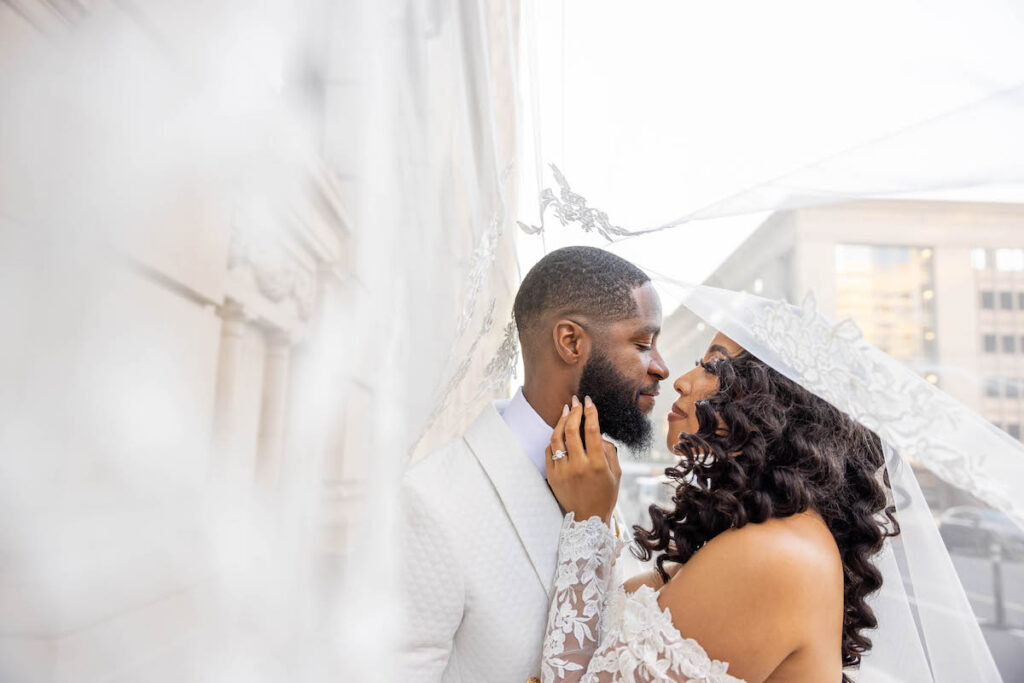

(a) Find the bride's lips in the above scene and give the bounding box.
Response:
[667,403,688,422]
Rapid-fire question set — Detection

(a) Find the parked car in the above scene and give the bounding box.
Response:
[938,506,1024,560]
[617,462,676,531]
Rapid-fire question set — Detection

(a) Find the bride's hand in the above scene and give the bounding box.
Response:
[545,395,621,524]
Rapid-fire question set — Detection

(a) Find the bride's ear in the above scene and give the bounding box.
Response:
[553,319,588,365]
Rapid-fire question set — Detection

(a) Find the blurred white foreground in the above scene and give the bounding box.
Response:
[3,0,1024,680]
[1,0,520,680]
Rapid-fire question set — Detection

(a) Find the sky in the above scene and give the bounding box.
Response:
[516,0,1024,312]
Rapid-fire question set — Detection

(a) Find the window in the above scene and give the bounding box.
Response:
[1000,291,1014,309]
[834,244,935,362]
[981,291,995,309]
[1003,335,1016,353]
[984,334,997,353]
[996,248,1024,271]
[951,509,980,522]
[980,509,1012,523]
[1018,292,1024,310]
[985,378,1001,397]
[1009,424,1021,439]
[972,248,988,270]
[1007,381,1020,399]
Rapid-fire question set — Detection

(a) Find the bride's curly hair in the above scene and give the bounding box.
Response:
[632,350,899,682]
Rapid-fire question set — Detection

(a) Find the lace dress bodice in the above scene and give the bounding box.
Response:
[542,513,745,683]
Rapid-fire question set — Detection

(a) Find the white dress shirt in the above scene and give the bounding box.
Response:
[499,387,630,547]
[500,386,554,478]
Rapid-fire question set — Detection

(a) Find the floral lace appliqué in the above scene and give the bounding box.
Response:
[750,291,1023,528]
[518,165,637,241]
[541,513,743,683]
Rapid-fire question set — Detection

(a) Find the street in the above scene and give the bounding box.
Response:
[951,553,1024,682]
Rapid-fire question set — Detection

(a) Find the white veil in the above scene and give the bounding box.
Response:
[512,160,1022,679]
[660,282,1019,681]
[4,1,1023,681]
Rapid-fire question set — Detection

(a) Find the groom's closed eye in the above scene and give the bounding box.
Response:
[632,326,660,352]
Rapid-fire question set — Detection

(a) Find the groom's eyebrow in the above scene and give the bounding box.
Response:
[634,324,661,338]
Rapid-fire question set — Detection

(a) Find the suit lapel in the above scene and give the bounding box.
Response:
[464,402,563,597]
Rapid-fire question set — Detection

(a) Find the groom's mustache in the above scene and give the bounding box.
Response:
[636,382,660,398]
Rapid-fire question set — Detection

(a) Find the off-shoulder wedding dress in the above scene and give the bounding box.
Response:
[541,513,744,683]
[498,276,1012,682]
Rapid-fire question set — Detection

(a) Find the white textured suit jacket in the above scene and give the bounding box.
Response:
[399,400,564,683]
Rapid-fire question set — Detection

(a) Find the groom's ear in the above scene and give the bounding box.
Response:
[552,319,588,365]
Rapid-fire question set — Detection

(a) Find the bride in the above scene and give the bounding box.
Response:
[541,332,899,683]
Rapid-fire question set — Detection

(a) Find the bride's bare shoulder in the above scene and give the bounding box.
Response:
[656,512,843,680]
[691,512,839,579]
[664,512,842,602]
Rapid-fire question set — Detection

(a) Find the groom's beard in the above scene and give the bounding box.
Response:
[577,352,654,456]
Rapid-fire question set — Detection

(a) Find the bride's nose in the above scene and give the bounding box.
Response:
[673,374,690,397]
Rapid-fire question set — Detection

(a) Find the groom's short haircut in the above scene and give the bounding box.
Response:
[513,246,650,344]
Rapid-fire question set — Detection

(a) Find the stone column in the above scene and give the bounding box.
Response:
[255,330,291,493]
[210,300,247,483]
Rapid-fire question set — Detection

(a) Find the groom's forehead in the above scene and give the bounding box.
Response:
[600,287,661,338]
[630,283,662,323]
[608,315,661,339]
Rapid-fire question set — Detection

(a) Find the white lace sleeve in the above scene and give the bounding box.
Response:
[541,512,624,683]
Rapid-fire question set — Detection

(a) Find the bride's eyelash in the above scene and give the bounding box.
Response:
[695,358,719,374]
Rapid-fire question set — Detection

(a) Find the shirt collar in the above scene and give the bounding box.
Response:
[500,386,554,478]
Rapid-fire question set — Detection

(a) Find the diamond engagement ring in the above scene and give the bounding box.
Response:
[552,449,568,460]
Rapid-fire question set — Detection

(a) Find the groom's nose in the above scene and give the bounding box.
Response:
[649,349,669,381]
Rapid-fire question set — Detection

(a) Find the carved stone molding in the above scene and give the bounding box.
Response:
[227,227,317,321]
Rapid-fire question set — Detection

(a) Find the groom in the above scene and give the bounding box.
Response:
[399,246,669,682]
